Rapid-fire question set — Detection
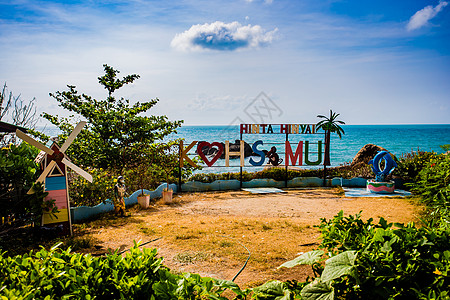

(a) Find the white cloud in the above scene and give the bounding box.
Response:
[190,93,248,111]
[171,21,278,51]
[406,1,448,31]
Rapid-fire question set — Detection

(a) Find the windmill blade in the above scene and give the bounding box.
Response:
[62,158,93,183]
[27,161,57,194]
[16,129,54,155]
[60,121,87,153]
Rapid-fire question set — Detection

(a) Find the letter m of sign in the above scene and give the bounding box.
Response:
[285,141,303,166]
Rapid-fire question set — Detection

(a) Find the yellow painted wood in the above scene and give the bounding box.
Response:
[42,209,69,224]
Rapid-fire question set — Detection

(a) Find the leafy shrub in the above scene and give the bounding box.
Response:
[279,211,450,300]
[407,154,450,222]
[154,271,246,299]
[0,242,248,299]
[327,162,373,179]
[69,144,198,206]
[0,242,163,299]
[189,171,252,183]
[0,143,53,230]
[69,168,116,207]
[394,150,439,182]
[188,168,327,183]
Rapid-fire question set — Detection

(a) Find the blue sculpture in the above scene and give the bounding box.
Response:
[368,151,397,182]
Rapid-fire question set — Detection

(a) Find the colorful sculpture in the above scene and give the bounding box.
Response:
[367,151,397,194]
[16,122,93,235]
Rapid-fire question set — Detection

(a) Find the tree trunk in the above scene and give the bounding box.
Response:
[324,130,331,166]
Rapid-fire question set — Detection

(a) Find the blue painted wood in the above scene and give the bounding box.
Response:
[45,176,66,191]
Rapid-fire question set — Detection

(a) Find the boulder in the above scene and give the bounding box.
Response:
[227,140,254,158]
[196,140,255,158]
[351,144,387,166]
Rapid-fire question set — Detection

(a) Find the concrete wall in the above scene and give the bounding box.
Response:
[70,183,177,223]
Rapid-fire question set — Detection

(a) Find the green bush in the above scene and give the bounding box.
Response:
[394,150,439,182]
[0,143,52,230]
[69,168,116,207]
[407,154,450,222]
[279,211,450,300]
[188,168,326,183]
[0,242,163,299]
[327,162,373,179]
[0,242,248,300]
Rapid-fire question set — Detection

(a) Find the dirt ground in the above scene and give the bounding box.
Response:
[79,187,422,288]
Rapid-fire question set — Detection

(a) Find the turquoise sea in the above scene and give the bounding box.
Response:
[171,124,450,173]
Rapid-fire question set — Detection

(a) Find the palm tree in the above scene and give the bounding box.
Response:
[316,110,345,166]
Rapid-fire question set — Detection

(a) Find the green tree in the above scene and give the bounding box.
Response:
[316,110,345,166]
[0,143,52,232]
[43,64,183,172]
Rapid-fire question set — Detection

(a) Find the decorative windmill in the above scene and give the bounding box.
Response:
[16,121,93,235]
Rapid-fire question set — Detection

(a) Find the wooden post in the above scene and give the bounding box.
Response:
[285,132,288,188]
[178,143,182,192]
[323,129,330,187]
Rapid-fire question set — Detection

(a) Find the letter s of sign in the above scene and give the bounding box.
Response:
[249,140,265,166]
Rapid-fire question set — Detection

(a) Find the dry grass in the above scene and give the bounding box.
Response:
[71,188,422,287]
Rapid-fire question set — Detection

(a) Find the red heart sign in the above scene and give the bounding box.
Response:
[197,142,224,167]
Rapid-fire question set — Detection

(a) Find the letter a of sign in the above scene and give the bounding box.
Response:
[180,141,198,168]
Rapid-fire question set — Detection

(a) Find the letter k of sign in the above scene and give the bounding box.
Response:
[180,141,198,168]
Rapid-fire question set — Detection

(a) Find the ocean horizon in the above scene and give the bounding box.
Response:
[170,124,450,173]
[38,123,450,173]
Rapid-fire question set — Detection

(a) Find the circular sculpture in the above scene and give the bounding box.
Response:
[367,151,397,194]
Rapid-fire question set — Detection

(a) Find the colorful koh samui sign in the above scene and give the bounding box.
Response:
[179,123,326,168]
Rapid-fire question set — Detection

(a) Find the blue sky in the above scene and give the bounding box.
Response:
[0,0,449,126]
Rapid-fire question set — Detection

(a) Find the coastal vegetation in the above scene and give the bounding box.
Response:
[1,66,449,299]
[2,137,449,299]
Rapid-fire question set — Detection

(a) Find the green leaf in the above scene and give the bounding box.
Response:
[300,279,334,300]
[278,250,324,268]
[321,251,357,282]
[251,280,291,300]
[372,228,387,242]
[213,279,241,291]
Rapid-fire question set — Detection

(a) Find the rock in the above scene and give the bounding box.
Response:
[227,140,254,158]
[351,144,387,166]
[196,140,255,158]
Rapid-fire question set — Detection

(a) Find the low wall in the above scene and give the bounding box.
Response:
[71,177,405,223]
[70,183,178,223]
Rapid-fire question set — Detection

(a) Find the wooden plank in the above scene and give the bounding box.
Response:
[45,176,66,191]
[42,209,69,224]
[45,189,68,209]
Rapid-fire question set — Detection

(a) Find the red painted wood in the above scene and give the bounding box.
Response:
[45,189,68,209]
